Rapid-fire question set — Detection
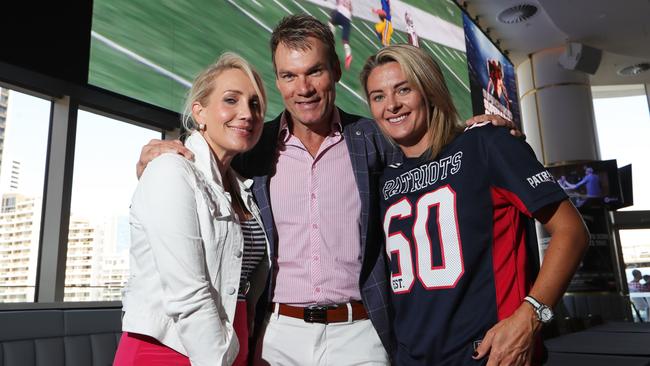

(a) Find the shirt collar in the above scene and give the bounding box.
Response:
[278,109,343,143]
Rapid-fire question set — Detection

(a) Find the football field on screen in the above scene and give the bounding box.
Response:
[89,0,471,121]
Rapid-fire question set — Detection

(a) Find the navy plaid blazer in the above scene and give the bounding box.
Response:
[233,108,401,354]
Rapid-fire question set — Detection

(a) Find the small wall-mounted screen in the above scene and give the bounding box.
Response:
[547,159,623,210]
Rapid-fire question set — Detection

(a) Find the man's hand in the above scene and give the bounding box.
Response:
[465,114,524,138]
[136,139,194,179]
[473,303,541,366]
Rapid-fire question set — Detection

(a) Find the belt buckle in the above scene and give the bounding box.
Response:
[304,305,328,324]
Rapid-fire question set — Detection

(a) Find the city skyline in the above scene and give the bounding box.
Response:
[0,89,159,302]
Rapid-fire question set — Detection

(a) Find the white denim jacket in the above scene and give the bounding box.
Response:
[122,132,270,366]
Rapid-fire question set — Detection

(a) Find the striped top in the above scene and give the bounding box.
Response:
[238,218,266,300]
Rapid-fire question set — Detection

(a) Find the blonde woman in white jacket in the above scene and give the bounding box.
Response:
[114,53,270,366]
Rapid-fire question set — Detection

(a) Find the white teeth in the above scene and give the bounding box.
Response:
[387,115,407,123]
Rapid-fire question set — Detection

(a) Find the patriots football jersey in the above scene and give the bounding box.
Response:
[380,125,566,365]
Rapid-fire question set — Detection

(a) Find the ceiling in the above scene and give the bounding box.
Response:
[459,0,650,86]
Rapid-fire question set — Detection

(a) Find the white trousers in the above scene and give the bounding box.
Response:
[254,307,389,366]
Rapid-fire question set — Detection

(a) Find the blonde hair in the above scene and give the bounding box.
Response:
[182,52,267,131]
[360,44,463,159]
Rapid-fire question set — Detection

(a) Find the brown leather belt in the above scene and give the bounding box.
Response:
[272,301,368,324]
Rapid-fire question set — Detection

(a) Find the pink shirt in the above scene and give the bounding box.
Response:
[270,111,362,305]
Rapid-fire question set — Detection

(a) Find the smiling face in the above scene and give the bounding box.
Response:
[192,68,264,164]
[366,62,430,157]
[274,37,341,134]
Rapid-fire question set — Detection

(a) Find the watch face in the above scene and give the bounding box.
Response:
[540,307,554,322]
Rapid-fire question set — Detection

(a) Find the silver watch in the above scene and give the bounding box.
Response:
[524,295,554,324]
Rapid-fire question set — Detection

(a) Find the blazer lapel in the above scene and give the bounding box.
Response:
[252,174,275,257]
[234,115,282,259]
[340,110,371,262]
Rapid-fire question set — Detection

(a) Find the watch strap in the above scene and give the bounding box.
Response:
[524,295,553,323]
[524,295,542,310]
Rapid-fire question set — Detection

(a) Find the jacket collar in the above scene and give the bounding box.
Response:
[184,131,254,195]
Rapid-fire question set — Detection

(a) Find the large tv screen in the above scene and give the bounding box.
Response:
[546,159,623,210]
[462,12,521,128]
[88,0,473,121]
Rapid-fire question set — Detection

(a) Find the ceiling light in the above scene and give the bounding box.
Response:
[497,4,538,24]
[617,63,650,76]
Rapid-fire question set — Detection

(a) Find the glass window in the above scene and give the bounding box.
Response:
[592,86,650,211]
[64,110,161,301]
[592,86,650,322]
[0,87,51,303]
[621,229,650,266]
[620,229,650,322]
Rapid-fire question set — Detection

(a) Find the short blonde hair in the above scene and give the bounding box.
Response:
[360,44,463,159]
[182,52,267,131]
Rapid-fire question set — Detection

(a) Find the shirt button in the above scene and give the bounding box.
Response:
[312,223,318,229]
[227,287,236,295]
[311,193,316,199]
[315,287,321,293]
[355,130,361,136]
[313,256,319,261]
[235,250,243,258]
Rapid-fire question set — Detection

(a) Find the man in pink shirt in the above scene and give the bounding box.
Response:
[137,14,516,365]
[235,15,396,364]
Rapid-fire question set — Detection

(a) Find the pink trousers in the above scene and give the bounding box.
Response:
[114,300,249,365]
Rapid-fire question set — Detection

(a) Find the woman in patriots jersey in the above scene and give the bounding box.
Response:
[360,44,589,365]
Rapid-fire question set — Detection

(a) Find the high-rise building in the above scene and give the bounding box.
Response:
[0,193,41,302]
[0,88,8,174]
[9,160,20,191]
[63,216,130,302]
[0,192,130,302]
[100,254,129,301]
[64,217,104,301]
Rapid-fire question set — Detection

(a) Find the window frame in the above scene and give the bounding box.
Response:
[0,59,176,308]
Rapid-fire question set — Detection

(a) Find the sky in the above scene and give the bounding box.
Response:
[592,94,650,213]
[71,110,161,220]
[0,92,50,196]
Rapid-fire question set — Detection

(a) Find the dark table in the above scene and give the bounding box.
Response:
[544,322,650,365]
